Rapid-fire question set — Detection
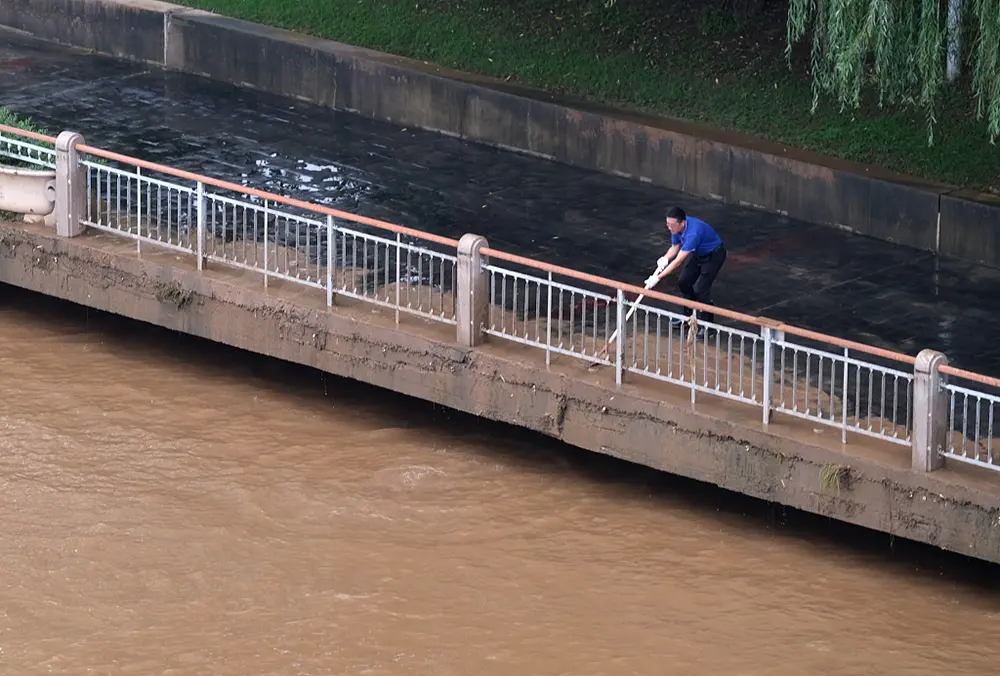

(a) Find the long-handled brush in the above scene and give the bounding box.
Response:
[588,262,666,368]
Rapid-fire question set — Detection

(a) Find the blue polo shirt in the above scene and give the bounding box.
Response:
[672,216,722,256]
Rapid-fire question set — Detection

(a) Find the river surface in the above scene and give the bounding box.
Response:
[4,31,1000,377]
[1,287,998,675]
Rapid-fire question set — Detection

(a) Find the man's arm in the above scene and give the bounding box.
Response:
[647,247,690,286]
[660,248,690,277]
[658,244,680,269]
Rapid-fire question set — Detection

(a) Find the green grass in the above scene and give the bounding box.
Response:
[173,0,1000,191]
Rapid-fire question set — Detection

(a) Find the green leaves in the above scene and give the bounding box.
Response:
[971,0,1000,141]
[787,0,1000,145]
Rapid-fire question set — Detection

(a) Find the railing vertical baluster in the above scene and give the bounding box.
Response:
[762,326,773,426]
[115,168,122,230]
[395,233,402,325]
[488,269,495,332]
[879,373,887,435]
[196,181,205,271]
[988,403,994,465]
[263,199,269,290]
[716,331,722,392]
[327,215,334,308]
[365,239,371,299]
[630,302,637,368]
[534,280,541,343]
[690,311,697,406]
[545,272,552,367]
[86,164,92,226]
[655,315,661,376]
[104,167,111,227]
[184,183,192,250]
[615,289,624,387]
[962,394,969,457]
[136,166,142,255]
[818,357,824,418]
[841,349,849,444]
[975,394,982,461]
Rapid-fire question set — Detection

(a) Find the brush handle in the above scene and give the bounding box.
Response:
[595,265,665,359]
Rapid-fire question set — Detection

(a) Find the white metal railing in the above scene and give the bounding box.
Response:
[84,160,196,255]
[78,155,457,325]
[485,264,615,366]
[6,122,1000,474]
[480,263,915,448]
[334,227,456,324]
[771,338,913,446]
[0,133,55,169]
[622,300,765,408]
[72,147,928,450]
[942,381,1000,471]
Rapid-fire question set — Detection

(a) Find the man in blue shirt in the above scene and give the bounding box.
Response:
[645,206,727,328]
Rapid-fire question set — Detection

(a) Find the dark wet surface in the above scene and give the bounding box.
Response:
[2,31,999,375]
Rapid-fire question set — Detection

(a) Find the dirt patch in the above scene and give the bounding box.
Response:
[819,462,851,495]
[153,279,194,309]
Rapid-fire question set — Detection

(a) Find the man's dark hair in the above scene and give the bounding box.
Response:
[666,206,686,221]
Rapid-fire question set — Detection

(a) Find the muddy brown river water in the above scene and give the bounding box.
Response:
[0,286,997,675]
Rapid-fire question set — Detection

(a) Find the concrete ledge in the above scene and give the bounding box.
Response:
[3,0,1000,267]
[1,221,999,564]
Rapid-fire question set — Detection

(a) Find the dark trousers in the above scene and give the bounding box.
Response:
[655,243,727,324]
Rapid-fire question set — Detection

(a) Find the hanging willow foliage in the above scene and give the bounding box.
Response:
[786,0,1000,145]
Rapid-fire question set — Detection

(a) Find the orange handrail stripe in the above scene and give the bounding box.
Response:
[940,365,1000,389]
[0,123,56,145]
[774,325,916,365]
[0,124,930,369]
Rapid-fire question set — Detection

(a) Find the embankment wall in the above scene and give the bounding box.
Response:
[1,220,998,564]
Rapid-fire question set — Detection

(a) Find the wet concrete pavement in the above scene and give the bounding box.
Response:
[2,31,998,375]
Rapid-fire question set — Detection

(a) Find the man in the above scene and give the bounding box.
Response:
[645,206,727,329]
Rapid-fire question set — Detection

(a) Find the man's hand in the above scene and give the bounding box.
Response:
[656,244,680,273]
[644,273,660,287]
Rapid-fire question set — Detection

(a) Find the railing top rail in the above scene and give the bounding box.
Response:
[940,365,1000,389]
[0,123,918,368]
[0,124,55,146]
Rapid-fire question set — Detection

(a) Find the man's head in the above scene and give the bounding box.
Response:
[666,206,687,235]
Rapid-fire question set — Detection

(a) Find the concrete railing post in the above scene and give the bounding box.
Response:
[758,319,783,427]
[912,349,948,472]
[457,233,489,347]
[55,131,86,238]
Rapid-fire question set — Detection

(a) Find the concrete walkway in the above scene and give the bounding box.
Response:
[2,31,998,375]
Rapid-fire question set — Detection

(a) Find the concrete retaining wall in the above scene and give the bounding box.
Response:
[1,220,999,564]
[939,191,1000,265]
[2,0,999,266]
[0,0,167,63]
